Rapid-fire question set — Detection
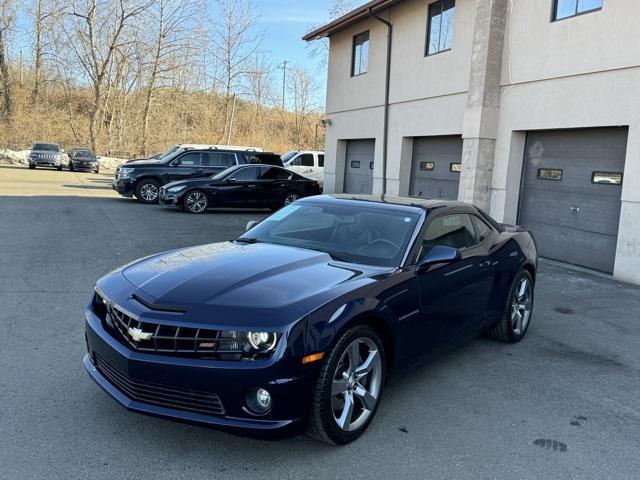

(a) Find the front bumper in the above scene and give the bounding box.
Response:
[71,161,98,171]
[158,189,182,206]
[112,178,135,197]
[31,158,62,167]
[84,307,312,436]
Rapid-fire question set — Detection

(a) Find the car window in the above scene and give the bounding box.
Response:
[297,154,314,167]
[260,167,292,180]
[231,166,259,181]
[471,215,493,243]
[176,152,203,167]
[318,154,324,167]
[241,203,421,267]
[206,152,236,167]
[419,213,477,259]
[33,143,59,152]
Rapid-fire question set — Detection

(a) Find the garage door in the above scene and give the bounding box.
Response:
[518,128,627,273]
[344,140,375,194]
[409,136,463,199]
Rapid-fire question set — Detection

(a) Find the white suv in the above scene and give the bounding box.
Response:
[282,150,324,187]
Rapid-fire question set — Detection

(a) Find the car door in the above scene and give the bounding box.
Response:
[205,151,237,176]
[167,152,206,182]
[413,212,494,347]
[258,167,292,207]
[288,153,316,179]
[216,166,262,207]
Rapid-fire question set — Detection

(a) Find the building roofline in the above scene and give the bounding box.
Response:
[302,0,405,41]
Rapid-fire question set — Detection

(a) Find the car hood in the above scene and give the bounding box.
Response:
[119,242,384,310]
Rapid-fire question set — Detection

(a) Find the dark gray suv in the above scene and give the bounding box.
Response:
[29,143,64,171]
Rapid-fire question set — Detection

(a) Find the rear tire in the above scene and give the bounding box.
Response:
[29,164,35,170]
[57,166,62,171]
[485,270,534,343]
[69,163,74,172]
[307,325,386,445]
[134,179,161,204]
[183,190,209,214]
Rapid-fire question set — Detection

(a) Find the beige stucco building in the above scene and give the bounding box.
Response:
[305,0,640,284]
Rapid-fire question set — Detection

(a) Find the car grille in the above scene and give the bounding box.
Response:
[94,354,225,416]
[98,296,245,359]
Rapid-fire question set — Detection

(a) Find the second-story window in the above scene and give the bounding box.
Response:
[352,31,369,76]
[426,0,455,56]
[553,0,603,21]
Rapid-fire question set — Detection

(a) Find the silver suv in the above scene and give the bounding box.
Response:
[29,143,64,171]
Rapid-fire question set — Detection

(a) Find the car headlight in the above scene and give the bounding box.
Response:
[247,332,278,351]
[167,185,186,193]
[216,330,279,357]
[119,167,134,178]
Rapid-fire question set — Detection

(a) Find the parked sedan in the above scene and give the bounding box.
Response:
[68,148,99,173]
[28,142,64,170]
[159,164,322,213]
[84,194,537,444]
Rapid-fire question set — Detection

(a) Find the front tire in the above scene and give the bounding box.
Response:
[29,164,35,170]
[308,325,386,445]
[183,190,209,214]
[134,179,161,204]
[69,163,74,172]
[485,269,534,343]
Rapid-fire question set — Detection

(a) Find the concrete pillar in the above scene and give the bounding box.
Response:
[458,0,508,209]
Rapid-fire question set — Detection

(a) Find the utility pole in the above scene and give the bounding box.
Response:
[281,60,287,111]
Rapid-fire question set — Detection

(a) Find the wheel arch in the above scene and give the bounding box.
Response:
[335,311,396,375]
[134,174,164,187]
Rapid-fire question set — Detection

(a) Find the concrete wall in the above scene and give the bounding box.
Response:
[320,0,640,284]
[491,0,640,283]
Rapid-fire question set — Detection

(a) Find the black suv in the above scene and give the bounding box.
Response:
[113,146,282,204]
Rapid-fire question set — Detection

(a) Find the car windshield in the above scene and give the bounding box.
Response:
[158,145,182,162]
[281,151,298,162]
[239,202,421,267]
[33,144,59,152]
[73,149,93,157]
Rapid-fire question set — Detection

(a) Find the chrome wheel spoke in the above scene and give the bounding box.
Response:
[347,342,360,374]
[513,308,523,334]
[517,279,528,301]
[332,377,349,396]
[355,349,379,381]
[336,393,354,430]
[354,384,376,411]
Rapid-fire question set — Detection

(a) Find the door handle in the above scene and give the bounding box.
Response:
[570,206,580,213]
[479,260,491,269]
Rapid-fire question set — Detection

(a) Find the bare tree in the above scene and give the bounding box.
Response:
[287,65,319,147]
[139,0,197,155]
[209,0,262,139]
[0,0,15,125]
[244,54,274,120]
[58,0,151,151]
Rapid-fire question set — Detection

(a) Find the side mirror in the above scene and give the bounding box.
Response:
[246,220,258,231]
[226,177,237,183]
[418,246,460,269]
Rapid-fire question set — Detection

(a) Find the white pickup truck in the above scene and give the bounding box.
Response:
[282,150,324,187]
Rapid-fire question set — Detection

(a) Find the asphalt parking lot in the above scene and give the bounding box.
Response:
[1,164,639,480]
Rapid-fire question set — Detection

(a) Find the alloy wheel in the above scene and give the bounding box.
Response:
[331,337,382,432]
[186,192,207,213]
[511,277,532,335]
[140,183,158,202]
[284,194,299,206]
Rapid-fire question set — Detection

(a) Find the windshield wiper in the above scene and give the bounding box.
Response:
[235,237,261,244]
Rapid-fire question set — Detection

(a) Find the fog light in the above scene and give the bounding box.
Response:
[246,387,272,414]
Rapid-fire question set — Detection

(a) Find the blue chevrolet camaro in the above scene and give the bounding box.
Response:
[84,194,537,444]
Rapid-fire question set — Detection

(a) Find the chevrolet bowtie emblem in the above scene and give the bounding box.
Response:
[127,327,153,342]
